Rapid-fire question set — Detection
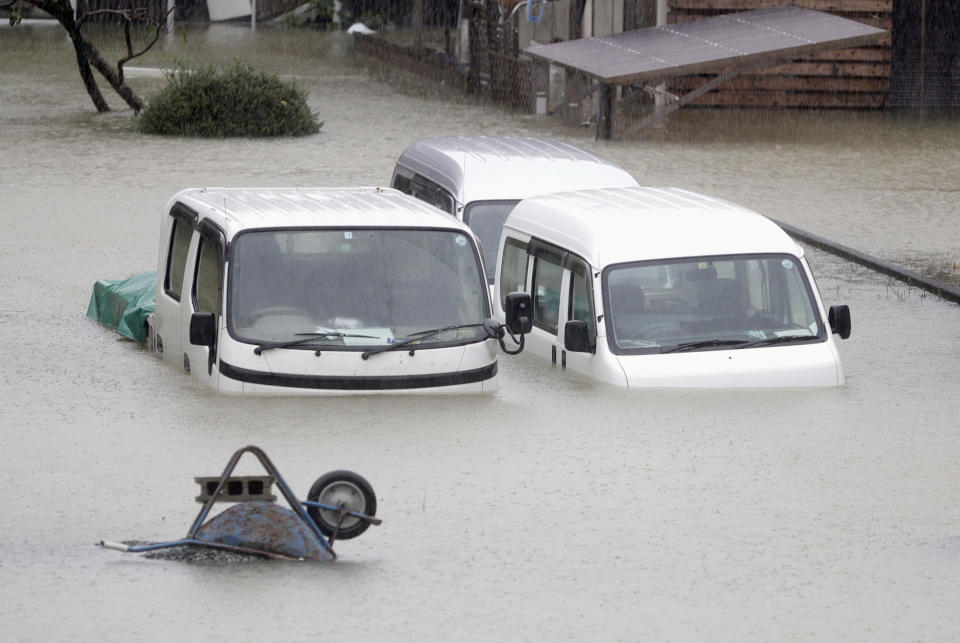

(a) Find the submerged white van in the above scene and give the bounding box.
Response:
[390,136,640,278]
[149,187,530,395]
[493,187,851,388]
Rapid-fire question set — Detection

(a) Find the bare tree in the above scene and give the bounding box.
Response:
[4,0,173,112]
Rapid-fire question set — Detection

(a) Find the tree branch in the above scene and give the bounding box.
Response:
[15,0,172,113]
[76,7,148,27]
[116,6,173,84]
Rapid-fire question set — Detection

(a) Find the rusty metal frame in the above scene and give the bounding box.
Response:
[184,445,335,557]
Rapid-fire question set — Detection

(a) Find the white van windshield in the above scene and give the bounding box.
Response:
[603,254,823,354]
[228,228,489,349]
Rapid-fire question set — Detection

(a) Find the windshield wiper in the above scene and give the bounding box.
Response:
[254,332,377,355]
[734,335,815,349]
[361,323,484,360]
[661,339,751,353]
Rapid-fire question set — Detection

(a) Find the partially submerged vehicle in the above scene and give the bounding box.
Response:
[88,187,532,394]
[390,136,640,278]
[492,187,851,388]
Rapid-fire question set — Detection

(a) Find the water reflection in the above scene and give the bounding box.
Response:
[1,22,959,641]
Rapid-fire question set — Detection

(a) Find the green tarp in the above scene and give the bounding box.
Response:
[86,271,157,343]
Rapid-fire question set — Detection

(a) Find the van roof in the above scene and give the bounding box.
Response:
[504,187,804,268]
[167,187,469,238]
[393,136,639,206]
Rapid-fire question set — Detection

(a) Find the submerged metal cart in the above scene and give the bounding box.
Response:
[99,445,381,561]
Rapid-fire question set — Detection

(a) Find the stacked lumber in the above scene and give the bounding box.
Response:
[667,0,892,108]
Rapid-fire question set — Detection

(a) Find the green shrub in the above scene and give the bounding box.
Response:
[137,61,322,137]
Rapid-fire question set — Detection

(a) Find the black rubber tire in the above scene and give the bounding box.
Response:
[306,470,377,540]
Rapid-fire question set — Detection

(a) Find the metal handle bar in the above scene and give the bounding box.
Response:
[300,500,383,525]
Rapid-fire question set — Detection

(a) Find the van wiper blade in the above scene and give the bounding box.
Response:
[735,335,815,349]
[661,339,750,353]
[361,323,484,360]
[254,332,377,355]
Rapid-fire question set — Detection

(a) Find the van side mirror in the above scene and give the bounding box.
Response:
[504,292,532,335]
[828,305,851,340]
[189,312,216,347]
[564,320,591,353]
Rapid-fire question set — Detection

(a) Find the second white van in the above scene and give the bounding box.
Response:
[493,187,851,388]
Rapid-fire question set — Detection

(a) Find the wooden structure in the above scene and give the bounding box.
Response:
[526,5,887,137]
[666,0,892,109]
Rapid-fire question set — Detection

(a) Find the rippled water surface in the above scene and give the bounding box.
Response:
[1,22,959,642]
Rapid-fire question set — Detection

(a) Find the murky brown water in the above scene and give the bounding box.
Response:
[2,22,959,641]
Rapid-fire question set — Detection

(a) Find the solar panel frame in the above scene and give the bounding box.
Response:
[525,6,887,86]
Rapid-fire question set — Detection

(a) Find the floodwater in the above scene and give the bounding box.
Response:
[1,22,959,642]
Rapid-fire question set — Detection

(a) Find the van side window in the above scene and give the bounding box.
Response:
[499,238,528,309]
[568,259,596,348]
[164,218,193,301]
[193,235,223,325]
[532,248,563,335]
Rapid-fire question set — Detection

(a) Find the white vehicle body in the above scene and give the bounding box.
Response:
[149,187,501,395]
[390,136,640,279]
[493,187,850,388]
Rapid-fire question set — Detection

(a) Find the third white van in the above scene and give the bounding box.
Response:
[391,136,640,279]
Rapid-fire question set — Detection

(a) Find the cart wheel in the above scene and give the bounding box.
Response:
[307,470,377,540]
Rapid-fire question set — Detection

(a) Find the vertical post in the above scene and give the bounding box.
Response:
[532,58,549,114]
[564,70,588,126]
[166,0,174,33]
[467,1,482,93]
[568,0,585,39]
[597,82,613,139]
[456,0,470,66]
[250,0,256,29]
[486,1,499,100]
[654,0,668,112]
[412,0,424,52]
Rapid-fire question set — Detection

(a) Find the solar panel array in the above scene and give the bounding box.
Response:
[525,6,886,85]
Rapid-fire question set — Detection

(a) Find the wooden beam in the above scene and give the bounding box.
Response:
[669,75,890,92]
[687,90,888,107]
[703,61,892,77]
